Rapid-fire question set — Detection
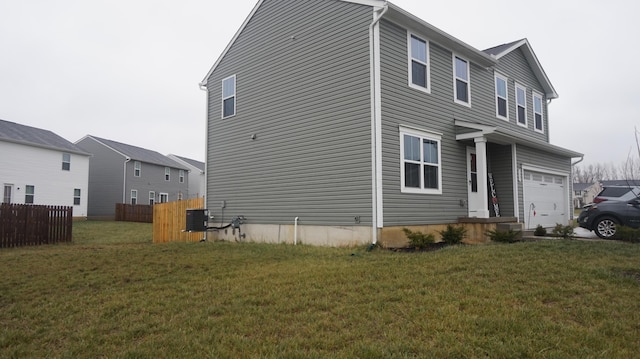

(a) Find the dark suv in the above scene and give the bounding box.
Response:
[577,198,640,239]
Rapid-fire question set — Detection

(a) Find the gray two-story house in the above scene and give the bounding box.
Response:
[200,0,582,246]
[76,135,190,219]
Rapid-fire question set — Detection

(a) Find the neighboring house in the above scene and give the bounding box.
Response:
[600,179,640,187]
[75,135,189,219]
[573,182,602,208]
[167,154,206,199]
[0,119,90,217]
[199,0,583,246]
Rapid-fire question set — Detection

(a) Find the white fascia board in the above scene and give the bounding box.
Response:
[199,0,266,88]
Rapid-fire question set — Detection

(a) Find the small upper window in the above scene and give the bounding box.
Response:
[222,75,236,118]
[533,92,544,133]
[25,185,35,204]
[453,55,470,105]
[134,161,141,177]
[515,84,527,127]
[165,167,170,181]
[408,33,430,92]
[179,170,185,183]
[495,73,509,120]
[74,189,81,205]
[62,153,71,171]
[400,126,442,194]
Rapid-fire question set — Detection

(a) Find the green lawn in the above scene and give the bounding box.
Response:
[1,221,639,358]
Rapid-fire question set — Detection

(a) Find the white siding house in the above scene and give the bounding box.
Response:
[0,119,90,217]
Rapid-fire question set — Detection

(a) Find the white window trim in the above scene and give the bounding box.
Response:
[149,191,155,205]
[533,91,544,133]
[159,193,169,203]
[165,167,170,181]
[515,83,527,128]
[134,161,141,177]
[131,189,137,205]
[179,170,185,183]
[407,32,430,94]
[62,153,71,171]
[73,188,81,206]
[221,75,236,119]
[452,54,471,107]
[399,126,442,195]
[494,73,509,121]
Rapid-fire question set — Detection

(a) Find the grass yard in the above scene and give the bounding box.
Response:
[1,221,640,358]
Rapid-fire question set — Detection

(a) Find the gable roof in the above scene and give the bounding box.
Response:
[168,154,205,172]
[600,179,640,187]
[573,182,598,191]
[200,0,496,87]
[78,135,188,170]
[483,38,558,99]
[0,119,90,155]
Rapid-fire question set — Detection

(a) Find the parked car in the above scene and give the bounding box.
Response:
[577,198,640,239]
[592,186,640,204]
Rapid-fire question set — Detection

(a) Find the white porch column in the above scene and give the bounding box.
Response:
[474,137,490,218]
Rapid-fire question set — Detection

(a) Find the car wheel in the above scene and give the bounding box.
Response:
[594,217,618,239]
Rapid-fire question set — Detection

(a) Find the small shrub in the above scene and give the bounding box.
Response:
[613,226,640,243]
[486,228,519,243]
[551,224,575,239]
[438,224,467,245]
[534,225,547,237]
[402,228,435,249]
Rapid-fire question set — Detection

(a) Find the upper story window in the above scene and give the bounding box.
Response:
[165,167,170,181]
[134,161,141,177]
[400,126,442,195]
[74,189,81,205]
[62,153,71,171]
[495,73,509,120]
[222,75,236,118]
[179,170,185,183]
[131,189,137,205]
[515,84,527,127]
[533,92,544,133]
[25,185,35,204]
[453,55,470,105]
[408,33,430,93]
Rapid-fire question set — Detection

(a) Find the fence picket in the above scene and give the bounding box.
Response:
[0,203,73,248]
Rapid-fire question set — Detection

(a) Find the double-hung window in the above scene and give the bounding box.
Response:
[495,73,509,120]
[25,185,35,204]
[408,33,430,92]
[134,161,141,177]
[400,126,442,194]
[222,75,236,118]
[515,84,527,127]
[73,189,81,205]
[165,167,170,181]
[179,170,185,183]
[533,92,544,133]
[62,153,71,171]
[453,55,470,105]
[149,191,155,205]
[131,190,137,205]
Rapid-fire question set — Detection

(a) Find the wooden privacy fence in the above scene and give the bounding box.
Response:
[153,197,205,243]
[115,203,153,223]
[0,203,72,248]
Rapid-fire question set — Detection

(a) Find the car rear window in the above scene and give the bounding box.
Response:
[598,187,632,197]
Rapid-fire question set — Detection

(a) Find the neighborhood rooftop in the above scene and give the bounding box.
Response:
[0,119,89,155]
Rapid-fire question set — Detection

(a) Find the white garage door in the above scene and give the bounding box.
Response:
[523,170,567,229]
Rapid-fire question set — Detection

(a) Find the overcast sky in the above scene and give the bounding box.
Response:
[1,0,638,166]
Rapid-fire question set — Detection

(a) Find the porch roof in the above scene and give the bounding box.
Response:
[454,120,583,158]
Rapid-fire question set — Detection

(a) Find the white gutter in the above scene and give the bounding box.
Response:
[369,3,388,245]
[122,157,131,203]
[294,217,299,245]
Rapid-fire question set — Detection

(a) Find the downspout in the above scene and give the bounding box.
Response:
[199,81,209,241]
[369,3,388,246]
[294,217,299,245]
[122,157,131,203]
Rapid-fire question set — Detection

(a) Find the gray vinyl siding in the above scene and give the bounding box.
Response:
[493,49,549,142]
[515,144,572,219]
[126,162,189,205]
[76,137,126,217]
[205,0,373,226]
[487,143,514,217]
[380,20,471,225]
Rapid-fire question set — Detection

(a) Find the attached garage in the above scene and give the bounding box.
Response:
[523,169,569,229]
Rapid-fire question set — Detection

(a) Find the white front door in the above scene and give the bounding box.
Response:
[467,147,484,217]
